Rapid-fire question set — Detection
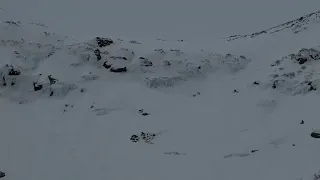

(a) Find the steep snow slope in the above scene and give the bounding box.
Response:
[1,5,320,180]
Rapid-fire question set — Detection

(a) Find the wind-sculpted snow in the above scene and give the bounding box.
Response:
[67,38,251,88]
[0,20,251,104]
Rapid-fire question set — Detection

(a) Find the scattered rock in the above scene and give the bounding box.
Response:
[96,37,113,47]
[193,92,201,97]
[138,109,150,116]
[141,132,156,144]
[129,40,142,44]
[142,112,150,116]
[130,135,139,142]
[130,132,155,144]
[94,49,101,61]
[130,131,167,144]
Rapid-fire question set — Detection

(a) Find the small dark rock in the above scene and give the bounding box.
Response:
[141,112,150,116]
[48,75,57,85]
[233,89,239,93]
[282,72,295,78]
[163,60,171,66]
[300,120,305,124]
[139,109,144,113]
[130,135,139,142]
[292,144,296,146]
[129,40,141,44]
[251,149,259,153]
[141,59,153,67]
[297,57,308,64]
[311,131,320,138]
[49,91,54,96]
[94,49,101,61]
[272,81,277,89]
[80,88,85,93]
[103,61,112,69]
[33,82,43,91]
[0,171,5,178]
[253,81,260,85]
[8,68,20,76]
[307,81,317,91]
[110,67,127,73]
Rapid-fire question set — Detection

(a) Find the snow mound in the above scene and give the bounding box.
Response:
[0,20,66,71]
[262,46,320,95]
[226,10,320,41]
[0,64,78,103]
[67,38,251,88]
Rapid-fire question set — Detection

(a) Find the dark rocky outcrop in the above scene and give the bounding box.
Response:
[0,171,5,178]
[96,37,113,47]
[110,67,127,73]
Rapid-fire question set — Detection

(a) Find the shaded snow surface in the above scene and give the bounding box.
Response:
[1,3,320,180]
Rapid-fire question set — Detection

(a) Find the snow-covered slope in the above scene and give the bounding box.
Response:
[1,4,320,180]
[225,10,320,41]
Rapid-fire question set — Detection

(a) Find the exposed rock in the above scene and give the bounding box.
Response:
[311,130,320,138]
[94,49,101,61]
[0,171,5,178]
[164,152,187,155]
[96,37,113,47]
[253,81,260,85]
[139,57,153,67]
[48,75,58,85]
[110,67,127,73]
[130,135,139,142]
[33,82,43,91]
[103,61,111,69]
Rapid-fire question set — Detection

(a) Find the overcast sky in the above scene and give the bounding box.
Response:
[1,0,320,41]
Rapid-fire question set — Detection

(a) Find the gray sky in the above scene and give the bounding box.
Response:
[1,0,320,40]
